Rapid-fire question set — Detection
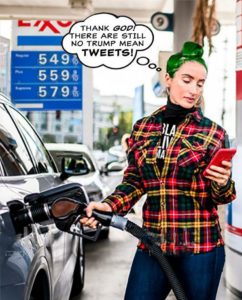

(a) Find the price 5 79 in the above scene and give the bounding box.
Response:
[38,86,70,98]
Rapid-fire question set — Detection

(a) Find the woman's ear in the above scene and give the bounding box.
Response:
[164,73,171,88]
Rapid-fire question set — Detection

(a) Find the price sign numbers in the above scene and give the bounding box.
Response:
[38,69,71,82]
[38,53,70,66]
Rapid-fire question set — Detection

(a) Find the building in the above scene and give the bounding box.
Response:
[0,36,10,96]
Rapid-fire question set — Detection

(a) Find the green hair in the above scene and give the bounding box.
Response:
[166,41,207,78]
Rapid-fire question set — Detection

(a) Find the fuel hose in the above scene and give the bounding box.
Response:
[93,211,188,300]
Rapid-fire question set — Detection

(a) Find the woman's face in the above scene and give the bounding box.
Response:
[165,61,207,109]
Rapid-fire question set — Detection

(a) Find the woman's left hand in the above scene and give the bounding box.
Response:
[204,160,232,187]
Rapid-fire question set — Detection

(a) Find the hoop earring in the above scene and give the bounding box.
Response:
[195,96,201,107]
[195,95,205,111]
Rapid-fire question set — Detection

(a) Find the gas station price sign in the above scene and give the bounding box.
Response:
[11,51,82,110]
[11,20,82,111]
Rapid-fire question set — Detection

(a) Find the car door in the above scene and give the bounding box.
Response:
[0,103,65,297]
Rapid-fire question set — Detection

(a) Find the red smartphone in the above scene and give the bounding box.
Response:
[203,148,237,176]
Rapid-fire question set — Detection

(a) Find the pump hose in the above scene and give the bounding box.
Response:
[125,220,188,300]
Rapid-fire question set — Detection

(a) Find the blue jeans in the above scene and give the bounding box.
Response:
[124,246,225,300]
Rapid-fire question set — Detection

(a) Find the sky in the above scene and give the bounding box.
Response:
[0,20,11,39]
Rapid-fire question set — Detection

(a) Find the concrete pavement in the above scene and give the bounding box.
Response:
[73,214,241,300]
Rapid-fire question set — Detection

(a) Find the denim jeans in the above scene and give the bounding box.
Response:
[124,246,225,300]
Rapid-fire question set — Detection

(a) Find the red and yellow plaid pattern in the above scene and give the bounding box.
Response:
[103,106,236,255]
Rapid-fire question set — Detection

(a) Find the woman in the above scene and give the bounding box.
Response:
[81,41,236,300]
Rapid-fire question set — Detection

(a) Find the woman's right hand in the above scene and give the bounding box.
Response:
[80,202,112,229]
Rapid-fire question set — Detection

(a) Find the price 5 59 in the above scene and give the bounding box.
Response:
[38,69,70,81]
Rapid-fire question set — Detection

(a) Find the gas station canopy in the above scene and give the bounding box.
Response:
[0,0,235,24]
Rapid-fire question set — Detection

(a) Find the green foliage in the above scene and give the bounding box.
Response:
[118,111,133,136]
[42,134,56,143]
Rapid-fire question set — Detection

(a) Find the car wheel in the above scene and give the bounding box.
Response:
[70,237,85,298]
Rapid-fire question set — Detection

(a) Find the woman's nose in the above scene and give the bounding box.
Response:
[189,83,199,95]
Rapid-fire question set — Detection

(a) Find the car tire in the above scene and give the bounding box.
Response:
[70,237,85,298]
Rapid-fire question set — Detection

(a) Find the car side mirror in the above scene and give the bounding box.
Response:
[60,156,89,180]
[101,161,124,176]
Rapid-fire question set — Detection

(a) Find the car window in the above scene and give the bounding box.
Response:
[0,104,35,176]
[80,153,95,172]
[50,150,95,173]
[8,106,56,174]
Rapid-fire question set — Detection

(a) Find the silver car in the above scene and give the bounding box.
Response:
[0,93,85,300]
[45,143,115,238]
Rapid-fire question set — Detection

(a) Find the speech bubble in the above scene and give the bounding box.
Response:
[62,13,154,69]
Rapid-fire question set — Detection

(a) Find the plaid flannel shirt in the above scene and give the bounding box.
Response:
[103,106,236,255]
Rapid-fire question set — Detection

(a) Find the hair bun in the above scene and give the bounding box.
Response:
[181,41,203,58]
[166,41,207,77]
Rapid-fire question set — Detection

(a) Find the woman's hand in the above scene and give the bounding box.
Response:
[204,160,232,187]
[80,202,112,229]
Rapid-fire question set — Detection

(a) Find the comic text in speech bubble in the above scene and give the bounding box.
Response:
[62,13,159,70]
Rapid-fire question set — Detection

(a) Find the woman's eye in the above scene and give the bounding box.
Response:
[197,83,204,88]
[183,80,190,84]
